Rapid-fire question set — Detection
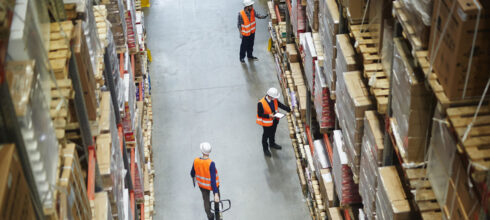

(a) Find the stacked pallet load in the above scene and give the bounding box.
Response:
[392,0,432,51]
[304,144,327,218]
[344,0,369,24]
[390,39,432,163]
[301,32,317,92]
[312,140,335,208]
[102,0,127,53]
[332,130,362,206]
[0,144,36,219]
[336,70,373,181]
[359,111,384,220]
[291,0,306,38]
[319,0,339,98]
[306,0,319,31]
[428,0,490,101]
[313,67,334,131]
[376,166,411,220]
[335,34,358,90]
[93,5,109,85]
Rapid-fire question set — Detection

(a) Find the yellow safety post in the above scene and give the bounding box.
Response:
[142,0,150,8]
[147,49,152,62]
[268,38,272,52]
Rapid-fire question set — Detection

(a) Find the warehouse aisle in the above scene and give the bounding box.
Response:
[145,0,310,219]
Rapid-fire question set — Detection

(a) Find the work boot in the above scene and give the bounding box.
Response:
[240,58,245,63]
[248,56,258,61]
[264,149,272,157]
[270,144,282,150]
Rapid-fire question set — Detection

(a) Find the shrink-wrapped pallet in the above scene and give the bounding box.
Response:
[332,130,362,205]
[335,71,373,177]
[319,0,340,93]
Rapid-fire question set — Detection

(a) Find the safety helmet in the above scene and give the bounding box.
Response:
[267,87,280,99]
[243,0,254,7]
[200,142,212,155]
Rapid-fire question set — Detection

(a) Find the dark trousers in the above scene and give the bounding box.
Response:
[240,33,255,59]
[200,187,220,220]
[262,119,279,151]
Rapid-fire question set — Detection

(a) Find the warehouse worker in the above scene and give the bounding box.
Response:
[257,88,291,157]
[190,142,220,220]
[238,0,268,63]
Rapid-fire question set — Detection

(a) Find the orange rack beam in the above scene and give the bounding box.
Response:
[323,133,333,164]
[275,4,282,23]
[87,145,96,200]
[305,125,315,156]
[286,0,292,17]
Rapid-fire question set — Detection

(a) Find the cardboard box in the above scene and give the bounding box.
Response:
[429,0,490,100]
[0,144,35,220]
[346,0,369,24]
[377,166,411,220]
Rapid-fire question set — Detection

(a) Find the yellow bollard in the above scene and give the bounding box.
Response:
[147,49,152,62]
[268,38,272,52]
[142,0,150,8]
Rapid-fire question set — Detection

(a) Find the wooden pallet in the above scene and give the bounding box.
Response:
[406,168,443,220]
[350,25,389,114]
[447,105,490,185]
[392,1,427,52]
[49,21,74,80]
[59,144,92,220]
[414,51,488,114]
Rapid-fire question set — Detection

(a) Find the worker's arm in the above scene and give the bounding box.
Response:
[257,102,272,118]
[237,13,243,32]
[190,163,195,178]
[255,10,268,19]
[278,101,291,113]
[209,162,219,194]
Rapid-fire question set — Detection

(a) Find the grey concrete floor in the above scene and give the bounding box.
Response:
[145,0,310,219]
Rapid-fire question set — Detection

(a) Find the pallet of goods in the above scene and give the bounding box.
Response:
[319,0,339,98]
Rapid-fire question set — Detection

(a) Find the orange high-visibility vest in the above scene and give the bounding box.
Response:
[240,9,256,36]
[193,157,219,191]
[256,97,278,127]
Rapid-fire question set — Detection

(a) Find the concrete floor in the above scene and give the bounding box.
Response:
[145,0,310,219]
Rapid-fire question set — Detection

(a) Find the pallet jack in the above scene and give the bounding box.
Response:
[210,199,231,220]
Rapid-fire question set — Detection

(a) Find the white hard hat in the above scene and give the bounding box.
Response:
[200,142,212,155]
[267,87,280,99]
[243,0,254,7]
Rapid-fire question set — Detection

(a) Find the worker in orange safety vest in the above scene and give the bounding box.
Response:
[190,142,220,220]
[238,0,268,63]
[257,88,291,157]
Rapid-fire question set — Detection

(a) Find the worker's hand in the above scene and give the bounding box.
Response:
[214,193,220,203]
[269,114,274,118]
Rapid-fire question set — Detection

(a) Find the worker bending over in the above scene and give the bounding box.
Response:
[238,0,268,63]
[257,88,291,157]
[190,142,220,220]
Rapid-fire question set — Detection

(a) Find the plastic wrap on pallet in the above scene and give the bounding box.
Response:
[332,130,362,205]
[291,0,306,38]
[105,28,124,109]
[401,0,432,26]
[9,0,51,102]
[314,66,334,130]
[6,61,59,210]
[359,111,384,220]
[82,1,103,78]
[335,71,372,176]
[391,39,432,163]
[306,0,319,31]
[314,139,330,169]
[302,32,317,91]
[122,72,136,138]
[319,0,339,93]
[102,0,127,51]
[124,0,140,53]
[427,113,456,208]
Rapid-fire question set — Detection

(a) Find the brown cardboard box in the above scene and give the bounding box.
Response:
[0,144,35,220]
[346,0,369,24]
[429,0,490,100]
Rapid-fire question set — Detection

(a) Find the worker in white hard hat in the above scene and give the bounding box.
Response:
[238,0,268,63]
[256,88,291,157]
[190,142,220,220]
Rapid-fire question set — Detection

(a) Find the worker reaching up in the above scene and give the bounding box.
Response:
[257,88,291,157]
[190,142,220,220]
[238,0,268,63]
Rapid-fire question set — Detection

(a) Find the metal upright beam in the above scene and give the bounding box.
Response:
[103,47,122,124]
[285,1,292,44]
[68,46,103,191]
